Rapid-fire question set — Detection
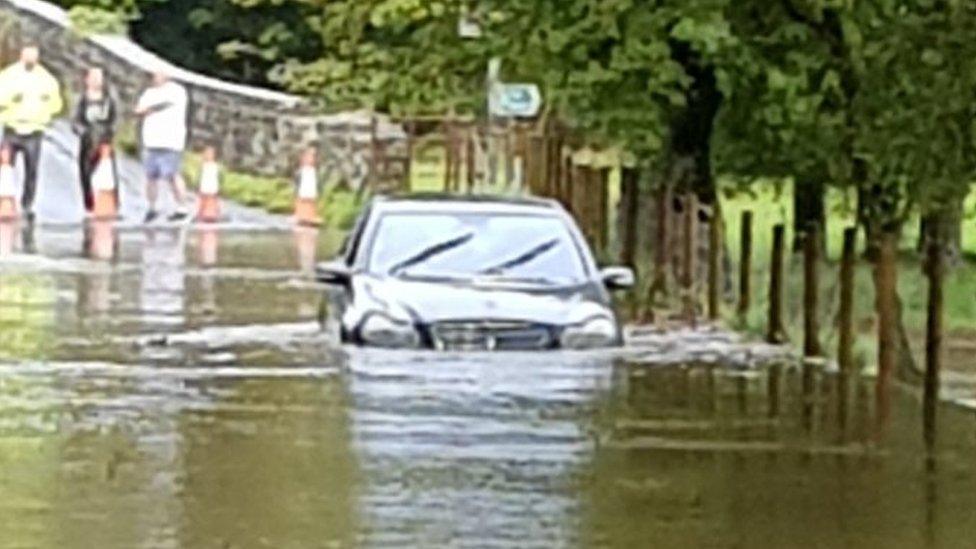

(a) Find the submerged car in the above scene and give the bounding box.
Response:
[316,195,634,351]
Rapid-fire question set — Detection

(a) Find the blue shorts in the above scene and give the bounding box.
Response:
[143,148,183,180]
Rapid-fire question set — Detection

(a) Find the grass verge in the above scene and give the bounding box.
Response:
[181,153,364,231]
[719,181,976,374]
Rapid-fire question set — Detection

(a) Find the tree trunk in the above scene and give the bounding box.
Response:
[707,206,722,321]
[737,210,753,317]
[644,184,671,316]
[668,43,722,205]
[802,224,822,357]
[633,40,723,321]
[874,231,898,435]
[918,201,963,264]
[838,227,857,374]
[793,179,826,251]
[619,167,640,269]
[595,168,610,255]
[767,224,787,344]
[923,237,945,450]
[682,193,699,326]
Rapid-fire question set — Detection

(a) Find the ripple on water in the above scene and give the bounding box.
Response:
[346,351,615,548]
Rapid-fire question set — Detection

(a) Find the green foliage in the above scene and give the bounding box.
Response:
[262,0,489,114]
[67,6,131,36]
[50,0,976,232]
[718,0,976,226]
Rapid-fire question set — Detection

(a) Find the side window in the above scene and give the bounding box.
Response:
[343,207,372,266]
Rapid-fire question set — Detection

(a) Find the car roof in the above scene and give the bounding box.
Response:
[369,193,563,215]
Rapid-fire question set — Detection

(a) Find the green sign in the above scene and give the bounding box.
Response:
[489,83,542,118]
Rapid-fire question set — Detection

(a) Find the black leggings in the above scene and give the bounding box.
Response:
[1,129,42,213]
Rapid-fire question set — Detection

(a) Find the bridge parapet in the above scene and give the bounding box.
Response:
[0,0,405,182]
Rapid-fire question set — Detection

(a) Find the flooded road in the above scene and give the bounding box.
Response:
[1,223,975,548]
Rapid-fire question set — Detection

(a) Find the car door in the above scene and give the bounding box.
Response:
[320,205,372,335]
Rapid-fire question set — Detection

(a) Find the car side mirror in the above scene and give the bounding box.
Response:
[600,266,635,291]
[316,260,352,286]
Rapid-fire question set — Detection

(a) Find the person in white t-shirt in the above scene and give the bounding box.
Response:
[135,71,190,223]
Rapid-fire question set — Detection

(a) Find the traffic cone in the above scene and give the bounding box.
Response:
[294,148,323,227]
[0,147,18,221]
[91,144,118,220]
[196,147,221,223]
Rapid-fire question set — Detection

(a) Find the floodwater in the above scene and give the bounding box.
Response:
[1,224,975,549]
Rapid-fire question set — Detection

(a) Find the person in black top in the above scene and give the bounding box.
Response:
[72,67,118,214]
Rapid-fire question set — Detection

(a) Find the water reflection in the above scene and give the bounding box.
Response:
[293,227,318,274]
[140,227,187,328]
[2,228,975,548]
[195,226,219,267]
[587,362,976,548]
[83,220,117,262]
[0,219,18,255]
[344,350,614,546]
[0,362,357,548]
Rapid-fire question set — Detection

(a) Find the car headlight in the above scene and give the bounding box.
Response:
[560,316,619,349]
[359,312,421,348]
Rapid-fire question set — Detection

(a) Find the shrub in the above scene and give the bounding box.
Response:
[67,6,130,36]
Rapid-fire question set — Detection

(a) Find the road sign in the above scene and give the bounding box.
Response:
[489,83,542,118]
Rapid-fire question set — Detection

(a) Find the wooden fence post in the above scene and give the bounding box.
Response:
[803,223,822,357]
[620,167,640,268]
[738,210,753,316]
[443,120,453,192]
[540,134,552,197]
[596,167,610,254]
[452,123,463,192]
[650,185,670,301]
[837,227,857,433]
[767,224,786,343]
[562,154,574,212]
[682,193,699,326]
[465,124,476,193]
[838,227,857,373]
[802,358,817,432]
[545,132,557,198]
[571,165,589,241]
[708,207,722,321]
[552,130,564,201]
[875,231,898,436]
[403,119,415,192]
[504,123,514,188]
[767,363,782,418]
[528,134,545,196]
[368,115,380,194]
[923,237,945,449]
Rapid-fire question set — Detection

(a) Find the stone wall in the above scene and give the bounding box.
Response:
[0,0,405,182]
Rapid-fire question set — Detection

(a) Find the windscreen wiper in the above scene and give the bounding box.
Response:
[478,238,561,275]
[388,232,475,275]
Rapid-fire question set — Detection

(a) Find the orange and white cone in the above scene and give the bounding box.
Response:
[294,148,323,227]
[196,147,221,223]
[0,147,18,221]
[91,144,118,220]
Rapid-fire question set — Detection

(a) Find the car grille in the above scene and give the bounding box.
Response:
[428,321,553,351]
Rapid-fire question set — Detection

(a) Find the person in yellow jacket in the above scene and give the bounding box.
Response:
[0,44,64,222]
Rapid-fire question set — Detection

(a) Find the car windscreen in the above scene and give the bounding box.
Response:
[366,211,588,285]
